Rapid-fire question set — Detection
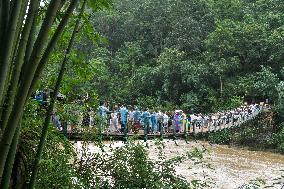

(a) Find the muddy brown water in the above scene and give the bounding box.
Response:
[74,140,284,189]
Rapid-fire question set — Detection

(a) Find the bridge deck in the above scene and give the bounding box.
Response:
[66,132,198,140]
[64,110,264,141]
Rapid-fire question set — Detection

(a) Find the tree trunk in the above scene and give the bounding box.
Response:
[219,75,223,98]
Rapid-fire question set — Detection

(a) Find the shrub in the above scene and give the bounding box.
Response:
[74,139,212,189]
[208,129,232,144]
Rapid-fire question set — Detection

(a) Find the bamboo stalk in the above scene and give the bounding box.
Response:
[28,0,80,97]
[0,0,22,120]
[21,16,38,81]
[0,0,61,181]
[0,1,3,64]
[10,0,29,65]
[9,0,15,16]
[0,0,39,131]
[0,0,10,46]
[0,0,28,129]
[0,0,29,124]
[0,121,21,189]
[28,1,85,188]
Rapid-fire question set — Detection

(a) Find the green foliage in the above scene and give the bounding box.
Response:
[233,127,260,146]
[19,101,79,189]
[88,0,113,11]
[270,124,284,153]
[208,112,284,152]
[208,0,245,20]
[253,66,279,99]
[230,113,276,149]
[31,0,284,186]
[223,96,244,110]
[136,96,161,110]
[74,0,284,113]
[208,129,232,144]
[36,129,77,189]
[74,140,211,189]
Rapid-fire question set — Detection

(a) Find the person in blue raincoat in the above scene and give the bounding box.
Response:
[133,107,142,133]
[35,89,48,107]
[141,109,151,134]
[186,113,191,132]
[98,101,110,130]
[98,101,109,117]
[119,104,128,133]
[151,111,158,133]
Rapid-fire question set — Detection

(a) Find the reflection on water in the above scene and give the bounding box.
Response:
[74,140,284,189]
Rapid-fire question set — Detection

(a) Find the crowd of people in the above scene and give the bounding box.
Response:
[96,102,263,134]
[33,90,263,134]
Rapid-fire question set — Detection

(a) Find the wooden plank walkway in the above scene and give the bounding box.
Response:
[66,132,193,140]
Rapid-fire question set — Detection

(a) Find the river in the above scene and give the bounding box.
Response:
[74,139,284,189]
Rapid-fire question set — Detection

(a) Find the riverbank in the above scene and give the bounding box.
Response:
[201,111,284,154]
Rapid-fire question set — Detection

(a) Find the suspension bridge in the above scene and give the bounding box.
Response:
[63,106,267,142]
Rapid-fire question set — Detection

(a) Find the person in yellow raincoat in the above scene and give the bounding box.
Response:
[181,112,187,133]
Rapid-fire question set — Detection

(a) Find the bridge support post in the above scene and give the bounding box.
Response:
[173,122,177,143]
[144,123,148,143]
[123,122,128,142]
[94,121,104,152]
[98,121,103,142]
[63,122,67,137]
[159,122,163,140]
[184,121,188,143]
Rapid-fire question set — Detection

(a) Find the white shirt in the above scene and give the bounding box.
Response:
[163,114,169,124]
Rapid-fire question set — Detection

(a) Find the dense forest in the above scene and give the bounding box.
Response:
[0,0,284,188]
[43,0,284,112]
